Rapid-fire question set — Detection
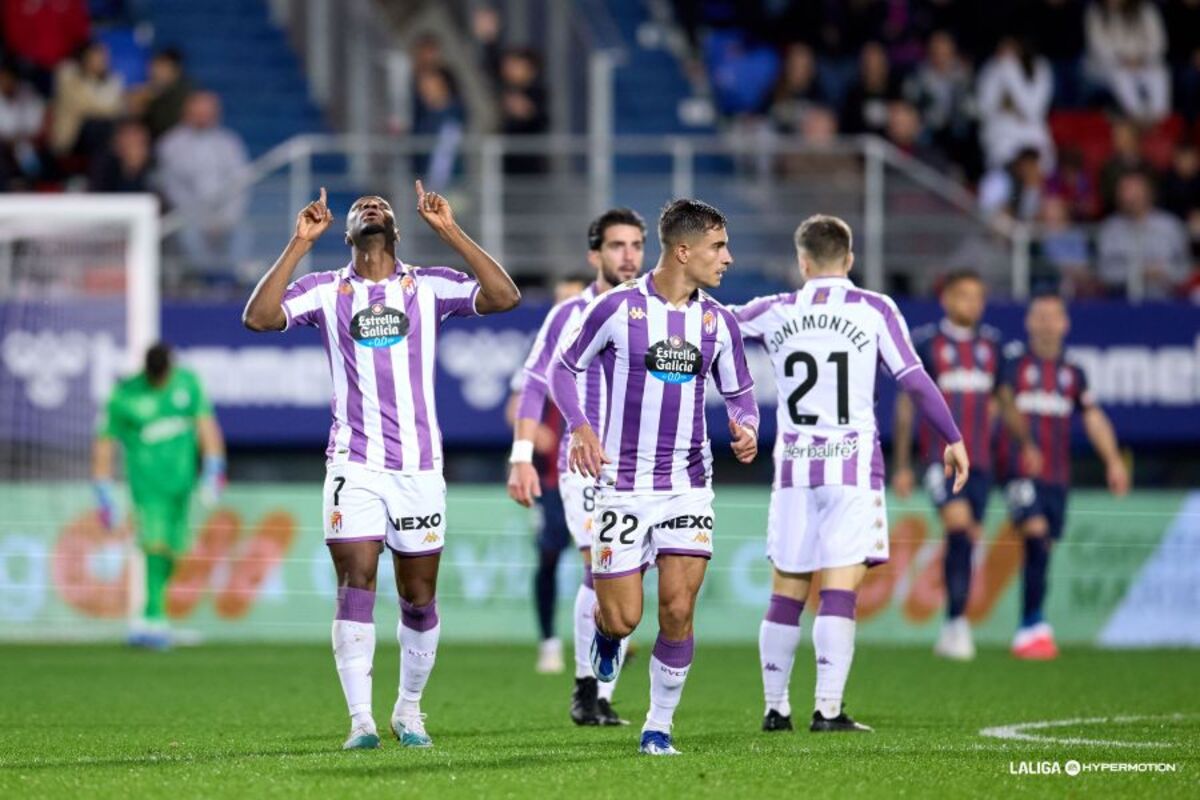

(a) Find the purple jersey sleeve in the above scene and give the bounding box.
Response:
[558,292,624,374]
[711,306,755,398]
[514,302,577,423]
[280,271,334,330]
[898,368,963,445]
[549,357,588,432]
[728,293,789,342]
[419,266,482,321]
[873,295,921,378]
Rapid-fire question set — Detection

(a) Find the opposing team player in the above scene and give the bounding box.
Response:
[731,215,968,733]
[997,295,1128,659]
[508,208,647,725]
[891,270,1038,660]
[548,199,758,755]
[242,185,519,749]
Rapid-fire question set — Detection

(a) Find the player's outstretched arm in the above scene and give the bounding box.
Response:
[891,392,916,498]
[243,187,334,332]
[415,180,519,315]
[1083,406,1130,496]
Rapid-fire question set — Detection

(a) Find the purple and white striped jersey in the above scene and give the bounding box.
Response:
[730,276,923,490]
[516,282,607,473]
[280,260,480,473]
[554,273,755,493]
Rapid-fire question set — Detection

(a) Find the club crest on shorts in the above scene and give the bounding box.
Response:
[330,510,343,533]
[645,335,702,383]
[598,545,613,571]
[350,303,410,348]
[702,310,716,334]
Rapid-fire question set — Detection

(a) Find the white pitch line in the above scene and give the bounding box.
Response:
[979,714,1190,748]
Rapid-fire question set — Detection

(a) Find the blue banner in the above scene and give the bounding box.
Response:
[1,298,1196,448]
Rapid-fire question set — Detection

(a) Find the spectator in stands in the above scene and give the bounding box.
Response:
[1085,0,1170,123]
[88,118,152,193]
[141,49,193,141]
[1047,147,1101,219]
[1029,0,1088,107]
[1097,170,1190,297]
[0,63,47,189]
[976,36,1055,171]
[904,29,979,178]
[769,43,830,134]
[1099,117,1150,212]
[840,41,902,136]
[2,0,89,95]
[157,91,251,281]
[979,146,1047,222]
[1164,0,1200,122]
[50,41,124,163]
[411,67,465,191]
[885,100,949,171]
[1158,143,1200,219]
[497,47,548,174]
[1035,194,1094,294]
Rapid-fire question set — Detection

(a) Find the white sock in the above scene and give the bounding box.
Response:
[597,637,628,701]
[644,634,693,732]
[396,599,440,713]
[760,620,802,716]
[332,620,375,722]
[813,589,857,719]
[573,582,596,679]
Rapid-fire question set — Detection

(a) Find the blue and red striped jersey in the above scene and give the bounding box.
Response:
[995,341,1094,486]
[911,320,1002,471]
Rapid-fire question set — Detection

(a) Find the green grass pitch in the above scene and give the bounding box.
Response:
[0,643,1196,798]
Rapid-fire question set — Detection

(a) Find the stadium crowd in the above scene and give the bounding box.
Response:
[679,0,1200,300]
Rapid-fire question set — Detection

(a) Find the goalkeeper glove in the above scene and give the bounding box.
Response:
[94,480,118,531]
[201,455,226,507]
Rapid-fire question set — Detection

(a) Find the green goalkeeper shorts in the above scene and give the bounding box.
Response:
[133,493,193,556]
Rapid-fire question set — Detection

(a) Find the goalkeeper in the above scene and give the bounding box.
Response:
[92,342,226,647]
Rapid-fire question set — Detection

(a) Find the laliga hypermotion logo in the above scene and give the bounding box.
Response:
[1,329,91,409]
[439,329,532,409]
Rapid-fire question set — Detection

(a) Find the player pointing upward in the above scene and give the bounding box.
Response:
[731,215,968,733]
[548,199,758,755]
[243,183,519,750]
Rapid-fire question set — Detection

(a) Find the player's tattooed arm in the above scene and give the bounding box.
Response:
[243,187,333,331]
[1083,406,1130,496]
[415,179,520,314]
[891,392,916,498]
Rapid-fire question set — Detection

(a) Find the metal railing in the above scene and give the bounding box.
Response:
[160,133,1028,297]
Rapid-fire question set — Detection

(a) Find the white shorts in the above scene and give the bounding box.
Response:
[559,469,598,550]
[323,462,447,556]
[766,485,889,573]
[591,487,715,579]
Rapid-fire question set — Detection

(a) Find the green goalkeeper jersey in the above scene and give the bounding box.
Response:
[98,368,213,501]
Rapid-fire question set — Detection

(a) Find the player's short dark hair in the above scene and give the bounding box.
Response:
[153,47,184,68]
[794,214,852,265]
[941,268,983,293]
[658,199,727,248]
[145,342,172,383]
[587,208,646,251]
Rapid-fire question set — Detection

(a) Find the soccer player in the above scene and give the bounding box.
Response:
[891,270,1037,660]
[997,295,1128,660]
[242,184,519,750]
[548,199,759,755]
[92,342,226,649]
[508,209,646,727]
[731,215,968,733]
[505,276,586,677]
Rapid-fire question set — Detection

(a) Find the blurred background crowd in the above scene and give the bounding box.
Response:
[3,0,1200,302]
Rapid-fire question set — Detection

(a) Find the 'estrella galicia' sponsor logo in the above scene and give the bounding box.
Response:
[351,304,410,348]
[654,514,714,530]
[391,513,442,531]
[645,335,701,383]
[782,437,860,460]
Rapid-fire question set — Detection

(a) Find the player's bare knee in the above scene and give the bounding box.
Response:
[658,595,695,634]
[597,600,639,638]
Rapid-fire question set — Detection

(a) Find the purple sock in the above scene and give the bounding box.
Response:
[335,586,375,623]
